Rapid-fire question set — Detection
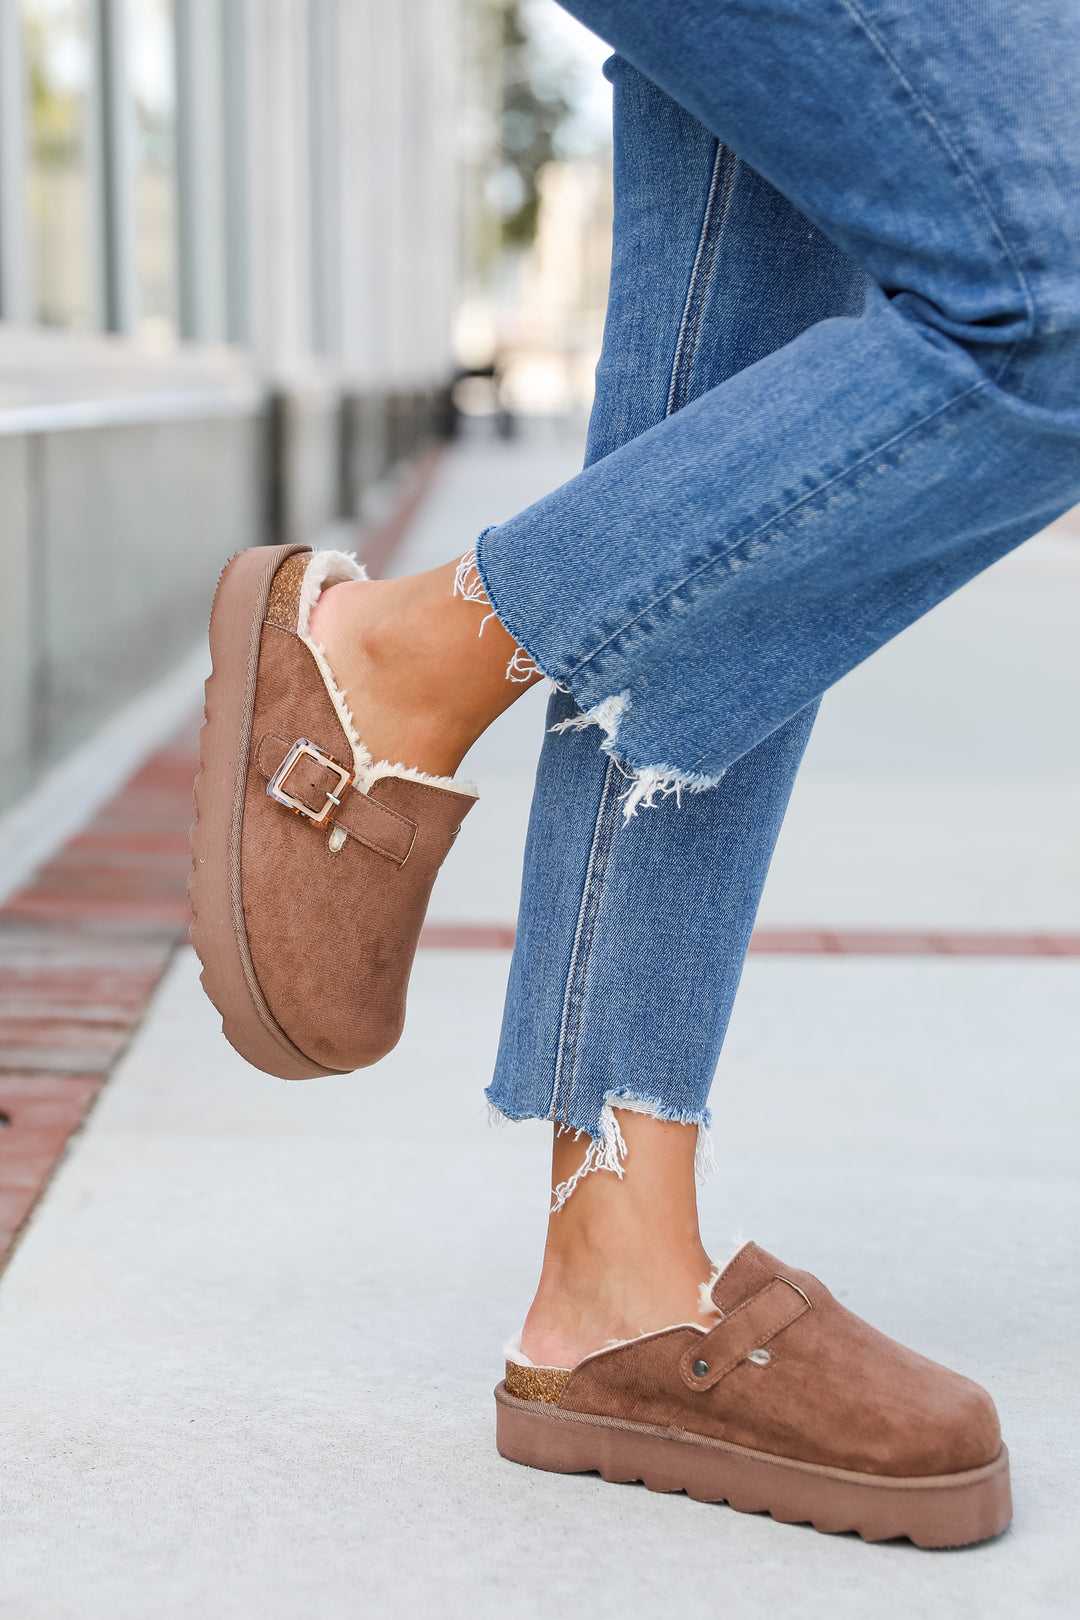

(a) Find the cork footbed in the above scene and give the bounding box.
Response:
[265,552,310,630]
[504,1361,572,1404]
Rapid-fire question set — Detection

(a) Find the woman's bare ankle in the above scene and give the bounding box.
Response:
[520,1258,717,1369]
[518,1109,719,1368]
[306,554,541,778]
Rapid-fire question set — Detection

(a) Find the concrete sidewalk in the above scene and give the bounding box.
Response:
[0,423,1077,1618]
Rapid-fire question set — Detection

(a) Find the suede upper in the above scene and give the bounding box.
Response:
[240,611,475,1072]
[556,1243,1001,1479]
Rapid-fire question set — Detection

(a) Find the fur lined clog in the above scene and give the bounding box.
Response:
[496,1241,1011,1549]
[190,545,477,1078]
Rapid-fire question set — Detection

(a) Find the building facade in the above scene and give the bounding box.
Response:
[0,0,463,810]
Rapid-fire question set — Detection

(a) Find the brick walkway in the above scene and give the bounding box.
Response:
[0,734,195,1266]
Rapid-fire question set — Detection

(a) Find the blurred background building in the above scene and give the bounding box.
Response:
[0,0,612,813]
[457,0,610,424]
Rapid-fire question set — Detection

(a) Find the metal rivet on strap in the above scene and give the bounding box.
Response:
[692,1359,709,1378]
[747,1348,772,1366]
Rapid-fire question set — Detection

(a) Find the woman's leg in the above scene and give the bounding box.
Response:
[521,1109,715,1369]
[315,61,863,1181]
[312,0,1079,1162]
[203,13,1033,1540]
[491,62,864,1358]
[316,66,866,1357]
[473,0,1080,796]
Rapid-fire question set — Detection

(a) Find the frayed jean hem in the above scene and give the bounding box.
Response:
[485,1085,716,1213]
[473,527,727,819]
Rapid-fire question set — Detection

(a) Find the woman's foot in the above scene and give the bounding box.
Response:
[190,545,493,1080]
[505,1111,1010,1547]
[501,1238,1012,1548]
[520,1110,720,1367]
[307,554,542,780]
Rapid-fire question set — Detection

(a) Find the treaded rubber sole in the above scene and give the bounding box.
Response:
[494,1383,1012,1548]
[189,544,346,1080]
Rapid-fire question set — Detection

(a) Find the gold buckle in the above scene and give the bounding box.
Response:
[266,738,353,825]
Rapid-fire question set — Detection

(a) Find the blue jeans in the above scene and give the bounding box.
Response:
[482,3,1080,1172]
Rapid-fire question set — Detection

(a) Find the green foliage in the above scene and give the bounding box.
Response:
[25,18,83,165]
[498,2,570,249]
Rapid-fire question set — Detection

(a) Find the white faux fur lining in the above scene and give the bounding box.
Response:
[503,1334,573,1373]
[699,1268,724,1318]
[297,551,479,799]
[505,1320,709,1375]
[366,758,479,798]
[577,1320,711,1367]
[297,549,367,638]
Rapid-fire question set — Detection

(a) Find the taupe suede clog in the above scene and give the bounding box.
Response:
[190,544,477,1079]
[496,1241,1011,1548]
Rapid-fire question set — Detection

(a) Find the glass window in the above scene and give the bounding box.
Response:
[23,0,95,329]
[128,0,177,338]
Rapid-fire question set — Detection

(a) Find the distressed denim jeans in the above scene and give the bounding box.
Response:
[482,2,1080,1182]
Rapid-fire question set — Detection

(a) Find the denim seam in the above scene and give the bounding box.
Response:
[560,376,990,696]
[548,755,622,1126]
[544,140,741,1130]
[666,143,738,417]
[838,0,1036,335]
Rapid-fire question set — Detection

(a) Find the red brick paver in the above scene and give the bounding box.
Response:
[0,1075,104,1257]
[415,922,1080,956]
[0,738,197,1271]
[749,927,1080,957]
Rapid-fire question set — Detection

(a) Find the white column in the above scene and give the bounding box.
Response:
[175,0,228,341]
[425,0,462,381]
[399,0,461,386]
[307,0,340,356]
[374,1,407,389]
[95,0,138,332]
[237,0,461,388]
[0,0,29,321]
[243,0,313,373]
[336,0,462,393]
[221,0,250,343]
[337,0,390,386]
[396,1,420,385]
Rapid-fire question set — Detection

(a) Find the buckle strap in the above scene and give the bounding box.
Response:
[332,786,417,866]
[256,734,417,867]
[678,1275,811,1393]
